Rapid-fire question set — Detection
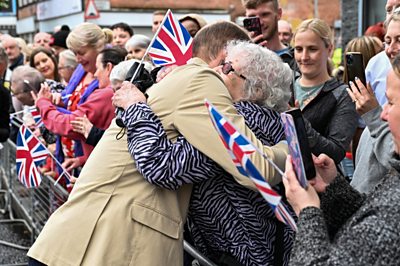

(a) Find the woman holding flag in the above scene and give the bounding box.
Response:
[113,40,295,265]
[33,23,115,182]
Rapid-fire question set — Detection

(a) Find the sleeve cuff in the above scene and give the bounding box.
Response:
[122,102,152,124]
[361,106,383,127]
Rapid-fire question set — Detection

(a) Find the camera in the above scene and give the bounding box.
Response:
[115,62,154,128]
[346,54,353,65]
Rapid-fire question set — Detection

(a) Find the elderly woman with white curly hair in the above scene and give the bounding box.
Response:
[112,40,295,265]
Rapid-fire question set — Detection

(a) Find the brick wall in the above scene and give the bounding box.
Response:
[108,0,340,27]
[280,0,340,29]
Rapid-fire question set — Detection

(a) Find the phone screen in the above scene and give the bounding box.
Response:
[281,109,316,183]
[345,52,366,86]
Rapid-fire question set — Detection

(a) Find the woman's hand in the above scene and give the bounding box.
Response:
[347,78,379,116]
[310,153,337,192]
[112,81,147,110]
[282,155,320,216]
[51,92,63,106]
[61,158,81,172]
[31,82,52,105]
[156,65,178,83]
[71,115,93,139]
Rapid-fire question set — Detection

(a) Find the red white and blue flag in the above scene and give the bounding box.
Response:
[205,100,297,231]
[28,106,43,128]
[16,125,50,188]
[148,9,193,66]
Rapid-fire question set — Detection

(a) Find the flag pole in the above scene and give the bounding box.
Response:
[129,9,172,83]
[20,122,72,185]
[10,109,25,116]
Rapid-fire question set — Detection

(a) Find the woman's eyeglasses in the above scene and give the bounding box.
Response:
[221,62,247,80]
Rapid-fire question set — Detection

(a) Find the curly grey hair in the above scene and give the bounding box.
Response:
[226,40,292,112]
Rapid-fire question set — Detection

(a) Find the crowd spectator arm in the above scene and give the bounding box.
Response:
[291,183,396,266]
[286,157,400,265]
[36,87,114,141]
[86,126,105,147]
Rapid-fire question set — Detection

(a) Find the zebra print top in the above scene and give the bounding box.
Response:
[123,101,295,266]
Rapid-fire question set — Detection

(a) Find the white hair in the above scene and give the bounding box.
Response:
[110,59,153,85]
[226,40,292,112]
[125,34,151,50]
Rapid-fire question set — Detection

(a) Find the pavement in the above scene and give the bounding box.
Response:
[0,205,30,265]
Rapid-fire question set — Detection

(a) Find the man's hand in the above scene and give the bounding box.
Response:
[347,79,379,116]
[112,81,147,110]
[249,32,268,47]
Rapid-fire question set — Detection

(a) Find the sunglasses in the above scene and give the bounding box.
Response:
[221,62,247,80]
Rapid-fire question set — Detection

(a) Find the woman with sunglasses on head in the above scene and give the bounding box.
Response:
[113,40,295,265]
[292,18,358,165]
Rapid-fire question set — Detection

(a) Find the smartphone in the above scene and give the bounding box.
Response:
[345,52,366,86]
[243,16,262,36]
[281,109,316,186]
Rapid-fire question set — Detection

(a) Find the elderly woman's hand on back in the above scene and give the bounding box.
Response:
[112,81,147,110]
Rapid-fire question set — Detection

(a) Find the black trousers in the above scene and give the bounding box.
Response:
[28,257,47,266]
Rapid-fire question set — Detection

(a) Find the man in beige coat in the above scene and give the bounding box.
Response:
[28,21,288,265]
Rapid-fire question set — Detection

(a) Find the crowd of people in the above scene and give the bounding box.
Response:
[0,0,400,265]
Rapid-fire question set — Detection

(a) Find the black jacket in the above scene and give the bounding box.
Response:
[0,85,10,142]
[297,78,358,164]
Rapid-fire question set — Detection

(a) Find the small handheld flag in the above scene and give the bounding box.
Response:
[205,99,297,231]
[148,9,193,66]
[28,106,44,128]
[16,125,50,188]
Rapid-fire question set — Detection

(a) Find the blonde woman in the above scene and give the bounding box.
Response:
[30,23,115,184]
[292,18,358,164]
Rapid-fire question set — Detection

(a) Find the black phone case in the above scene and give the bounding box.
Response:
[346,52,366,86]
[243,17,262,36]
[285,109,316,180]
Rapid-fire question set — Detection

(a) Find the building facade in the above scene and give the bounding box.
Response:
[0,0,17,36]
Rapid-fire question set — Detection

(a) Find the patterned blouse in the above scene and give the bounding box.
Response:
[122,101,295,266]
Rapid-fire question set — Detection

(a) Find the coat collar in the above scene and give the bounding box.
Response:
[187,57,208,67]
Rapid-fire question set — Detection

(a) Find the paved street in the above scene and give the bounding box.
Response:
[0,205,30,265]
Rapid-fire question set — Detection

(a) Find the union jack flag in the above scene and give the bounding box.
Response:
[16,125,50,188]
[148,9,193,66]
[205,100,297,231]
[28,106,43,127]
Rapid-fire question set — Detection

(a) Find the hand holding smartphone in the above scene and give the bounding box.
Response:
[345,52,366,87]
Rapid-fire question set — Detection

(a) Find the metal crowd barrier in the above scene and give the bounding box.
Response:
[0,140,69,239]
[0,139,217,266]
